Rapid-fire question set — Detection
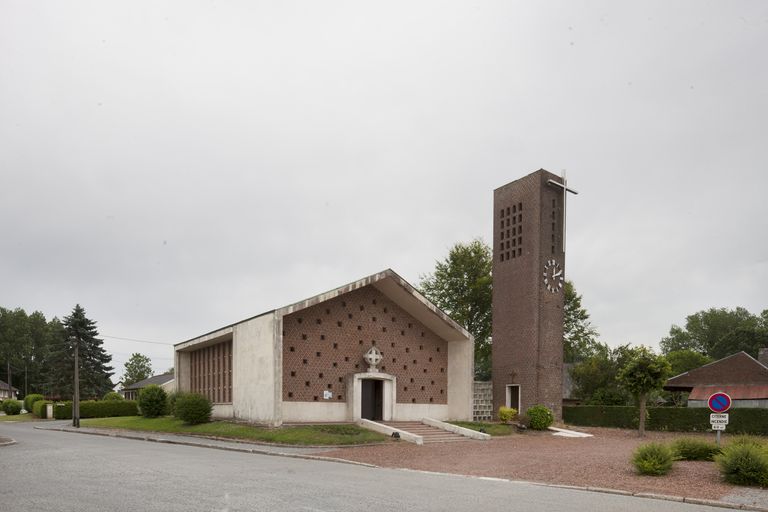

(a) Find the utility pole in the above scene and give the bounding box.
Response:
[72,338,80,428]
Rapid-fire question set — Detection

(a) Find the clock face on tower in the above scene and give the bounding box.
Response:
[543,259,564,293]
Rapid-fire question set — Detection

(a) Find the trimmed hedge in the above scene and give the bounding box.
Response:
[52,400,138,419]
[24,394,45,412]
[33,400,52,418]
[564,406,768,435]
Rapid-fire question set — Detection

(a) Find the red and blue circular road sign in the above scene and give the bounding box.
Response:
[708,392,732,413]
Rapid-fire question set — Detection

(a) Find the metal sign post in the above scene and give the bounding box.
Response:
[707,392,732,447]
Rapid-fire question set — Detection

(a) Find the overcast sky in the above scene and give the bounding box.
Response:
[2,1,767,383]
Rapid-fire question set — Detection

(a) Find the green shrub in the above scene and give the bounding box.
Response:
[727,435,767,450]
[166,391,188,417]
[2,400,22,415]
[80,400,137,418]
[174,393,212,425]
[527,405,554,430]
[51,400,138,419]
[138,385,167,418]
[716,444,768,486]
[564,406,768,435]
[632,442,674,476]
[53,402,72,419]
[102,391,124,401]
[24,394,45,412]
[672,438,721,461]
[498,406,518,423]
[32,400,52,418]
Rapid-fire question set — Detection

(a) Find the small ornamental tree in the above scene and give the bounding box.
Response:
[617,347,671,437]
[138,385,167,418]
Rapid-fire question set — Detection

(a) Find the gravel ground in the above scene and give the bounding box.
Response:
[319,427,756,501]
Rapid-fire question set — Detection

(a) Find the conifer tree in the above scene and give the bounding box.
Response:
[46,305,113,399]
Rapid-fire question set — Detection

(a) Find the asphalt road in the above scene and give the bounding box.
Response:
[0,421,729,512]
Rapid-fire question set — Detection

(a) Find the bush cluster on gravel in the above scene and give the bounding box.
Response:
[527,405,554,430]
[632,442,674,476]
[671,438,721,461]
[138,385,168,418]
[716,438,768,487]
[174,393,212,425]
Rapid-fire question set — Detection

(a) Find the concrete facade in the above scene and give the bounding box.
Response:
[492,170,566,419]
[174,269,474,425]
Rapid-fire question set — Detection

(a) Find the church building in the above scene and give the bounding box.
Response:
[174,269,474,426]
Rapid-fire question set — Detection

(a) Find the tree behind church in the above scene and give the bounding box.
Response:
[122,353,153,386]
[563,281,600,363]
[420,239,492,380]
[45,305,114,399]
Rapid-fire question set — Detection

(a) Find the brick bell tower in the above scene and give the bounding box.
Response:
[491,169,576,420]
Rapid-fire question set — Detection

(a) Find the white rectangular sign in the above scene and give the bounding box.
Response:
[710,413,729,425]
[712,423,726,431]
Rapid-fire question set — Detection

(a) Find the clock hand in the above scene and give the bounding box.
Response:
[553,270,563,277]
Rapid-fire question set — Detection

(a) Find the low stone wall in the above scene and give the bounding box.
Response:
[473,381,493,422]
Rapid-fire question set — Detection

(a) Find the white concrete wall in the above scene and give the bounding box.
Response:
[282,402,347,422]
[212,403,234,419]
[394,403,449,421]
[232,313,281,425]
[160,379,176,395]
[446,338,473,420]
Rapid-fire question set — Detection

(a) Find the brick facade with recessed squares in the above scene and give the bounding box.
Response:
[282,285,448,404]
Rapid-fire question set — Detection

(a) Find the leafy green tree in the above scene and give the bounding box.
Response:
[46,305,114,399]
[0,307,28,397]
[617,347,671,436]
[660,307,762,357]
[122,353,153,386]
[570,343,638,405]
[563,281,600,363]
[420,239,493,380]
[665,349,712,377]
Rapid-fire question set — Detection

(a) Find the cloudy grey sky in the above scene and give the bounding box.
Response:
[2,1,767,382]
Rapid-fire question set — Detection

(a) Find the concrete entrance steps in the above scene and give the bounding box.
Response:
[382,421,470,444]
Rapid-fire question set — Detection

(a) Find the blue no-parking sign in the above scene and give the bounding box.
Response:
[708,392,732,413]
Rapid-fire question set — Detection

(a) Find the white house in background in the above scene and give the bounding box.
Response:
[0,379,18,400]
[121,374,176,400]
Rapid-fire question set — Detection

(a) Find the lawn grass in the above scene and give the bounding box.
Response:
[450,421,516,436]
[81,416,389,445]
[0,413,38,422]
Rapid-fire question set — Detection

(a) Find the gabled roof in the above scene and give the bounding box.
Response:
[664,351,768,391]
[0,379,18,392]
[176,269,473,349]
[122,374,175,391]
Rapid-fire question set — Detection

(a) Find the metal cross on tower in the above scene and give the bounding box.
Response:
[546,171,578,252]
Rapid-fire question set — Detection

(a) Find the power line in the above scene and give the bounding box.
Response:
[101,335,174,346]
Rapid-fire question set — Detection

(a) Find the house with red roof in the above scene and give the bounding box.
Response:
[664,348,768,408]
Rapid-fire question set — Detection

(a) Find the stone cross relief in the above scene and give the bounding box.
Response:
[364,346,383,372]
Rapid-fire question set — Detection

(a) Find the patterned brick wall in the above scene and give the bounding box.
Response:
[282,286,448,404]
[492,170,564,419]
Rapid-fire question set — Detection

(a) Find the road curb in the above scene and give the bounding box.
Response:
[35,426,377,469]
